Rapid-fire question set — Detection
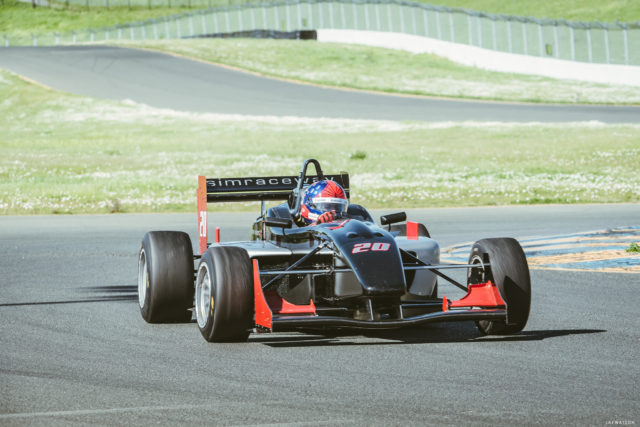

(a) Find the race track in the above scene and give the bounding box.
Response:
[1,43,639,425]
[1,205,639,425]
[1,46,639,122]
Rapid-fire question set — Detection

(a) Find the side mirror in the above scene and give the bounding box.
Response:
[380,212,407,226]
[264,217,293,229]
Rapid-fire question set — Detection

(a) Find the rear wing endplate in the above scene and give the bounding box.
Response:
[196,173,349,254]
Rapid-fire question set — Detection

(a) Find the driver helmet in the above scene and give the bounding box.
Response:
[300,180,349,225]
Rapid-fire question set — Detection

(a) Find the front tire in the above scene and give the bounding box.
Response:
[195,246,254,342]
[468,238,531,335]
[138,231,194,323]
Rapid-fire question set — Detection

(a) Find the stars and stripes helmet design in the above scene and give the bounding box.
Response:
[300,180,349,225]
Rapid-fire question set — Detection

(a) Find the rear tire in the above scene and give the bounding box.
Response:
[138,231,194,323]
[468,238,531,335]
[195,246,254,342]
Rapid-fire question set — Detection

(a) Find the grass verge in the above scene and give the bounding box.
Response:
[116,39,640,105]
[1,68,639,214]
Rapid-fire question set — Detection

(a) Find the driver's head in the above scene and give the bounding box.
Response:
[300,180,348,225]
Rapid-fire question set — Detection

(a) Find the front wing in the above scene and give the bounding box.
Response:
[251,259,507,332]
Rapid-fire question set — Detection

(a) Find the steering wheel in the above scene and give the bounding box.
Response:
[289,158,325,219]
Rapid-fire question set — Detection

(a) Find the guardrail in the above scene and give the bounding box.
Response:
[4,0,640,66]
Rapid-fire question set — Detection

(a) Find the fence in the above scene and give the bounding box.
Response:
[4,0,640,65]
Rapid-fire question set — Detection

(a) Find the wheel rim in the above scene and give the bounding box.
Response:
[468,254,486,285]
[195,263,213,329]
[137,249,148,309]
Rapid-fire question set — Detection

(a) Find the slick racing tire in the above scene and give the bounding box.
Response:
[390,222,430,238]
[195,246,254,342]
[467,238,531,335]
[138,231,194,323]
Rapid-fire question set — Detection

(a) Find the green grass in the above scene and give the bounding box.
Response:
[0,0,198,39]
[423,0,640,22]
[1,0,638,40]
[115,40,640,104]
[1,68,639,214]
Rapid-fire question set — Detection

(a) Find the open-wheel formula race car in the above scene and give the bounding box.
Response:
[137,159,531,342]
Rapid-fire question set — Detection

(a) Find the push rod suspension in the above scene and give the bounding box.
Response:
[261,242,327,290]
[400,249,469,292]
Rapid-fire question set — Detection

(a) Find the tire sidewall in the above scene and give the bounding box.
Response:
[196,246,253,342]
[139,239,154,321]
[197,250,217,339]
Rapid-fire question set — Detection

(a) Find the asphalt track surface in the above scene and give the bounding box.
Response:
[1,46,640,123]
[1,205,639,425]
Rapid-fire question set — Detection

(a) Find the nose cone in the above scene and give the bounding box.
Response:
[329,221,406,296]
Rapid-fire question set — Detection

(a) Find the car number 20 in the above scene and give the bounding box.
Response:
[352,242,391,254]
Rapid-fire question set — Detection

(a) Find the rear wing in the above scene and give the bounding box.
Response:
[196,173,349,254]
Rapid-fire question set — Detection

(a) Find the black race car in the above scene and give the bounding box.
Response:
[137,159,531,342]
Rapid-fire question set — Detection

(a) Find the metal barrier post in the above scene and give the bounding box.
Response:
[374,2,380,30]
[353,2,358,30]
[262,6,267,29]
[604,26,610,64]
[553,23,559,58]
[202,11,208,35]
[538,22,543,56]
[587,26,593,62]
[623,25,629,65]
[386,3,391,32]
[491,18,497,50]
[570,25,575,60]
[364,2,370,30]
[299,1,304,29]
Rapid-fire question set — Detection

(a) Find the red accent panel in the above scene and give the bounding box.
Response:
[197,175,208,255]
[449,281,506,309]
[215,227,220,244]
[442,295,449,312]
[253,259,273,331]
[406,221,419,240]
[264,291,316,315]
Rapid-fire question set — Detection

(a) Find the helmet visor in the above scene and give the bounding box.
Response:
[311,197,348,215]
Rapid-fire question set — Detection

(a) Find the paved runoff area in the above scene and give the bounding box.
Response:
[443,226,640,273]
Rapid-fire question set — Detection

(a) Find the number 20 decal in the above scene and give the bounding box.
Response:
[352,242,391,254]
